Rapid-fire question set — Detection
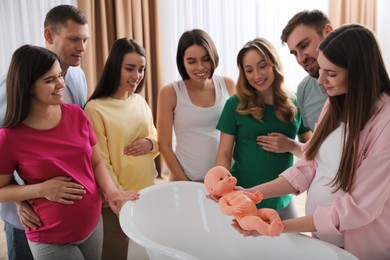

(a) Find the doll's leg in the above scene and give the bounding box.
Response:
[257,209,284,237]
[237,216,273,236]
[257,208,282,222]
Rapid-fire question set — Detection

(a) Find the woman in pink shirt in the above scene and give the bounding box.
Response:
[232,24,390,260]
[0,45,140,259]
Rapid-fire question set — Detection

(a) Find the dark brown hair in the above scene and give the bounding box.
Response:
[305,24,390,192]
[87,38,146,102]
[281,9,330,44]
[3,45,59,128]
[44,5,87,33]
[176,29,219,80]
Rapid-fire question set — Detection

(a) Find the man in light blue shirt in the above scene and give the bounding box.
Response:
[0,5,89,260]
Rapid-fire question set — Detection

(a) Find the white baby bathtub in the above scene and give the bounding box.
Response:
[119,181,357,260]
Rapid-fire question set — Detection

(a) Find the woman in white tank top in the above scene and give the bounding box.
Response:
[157,29,235,182]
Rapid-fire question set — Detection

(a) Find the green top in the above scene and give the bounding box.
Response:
[217,94,310,209]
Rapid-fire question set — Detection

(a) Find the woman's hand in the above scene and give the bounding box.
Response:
[106,190,140,214]
[124,138,152,156]
[231,219,262,237]
[39,176,86,204]
[256,132,295,153]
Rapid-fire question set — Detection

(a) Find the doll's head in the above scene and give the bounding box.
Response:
[204,166,237,196]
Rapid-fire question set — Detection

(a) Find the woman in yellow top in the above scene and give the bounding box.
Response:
[84,38,159,260]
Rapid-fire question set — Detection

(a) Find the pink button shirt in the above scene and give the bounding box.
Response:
[281,93,390,260]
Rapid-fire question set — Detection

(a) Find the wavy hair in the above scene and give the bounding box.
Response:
[236,38,296,122]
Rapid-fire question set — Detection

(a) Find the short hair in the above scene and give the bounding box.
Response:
[44,5,87,33]
[281,9,330,44]
[87,38,147,102]
[176,29,219,80]
[4,45,59,128]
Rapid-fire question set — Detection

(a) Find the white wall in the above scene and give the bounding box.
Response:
[377,0,390,71]
[0,0,77,77]
[158,0,329,92]
[1,1,389,84]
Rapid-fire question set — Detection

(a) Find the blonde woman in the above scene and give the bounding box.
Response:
[216,38,311,220]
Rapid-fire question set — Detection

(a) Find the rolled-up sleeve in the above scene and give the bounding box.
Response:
[281,158,317,195]
[313,114,390,236]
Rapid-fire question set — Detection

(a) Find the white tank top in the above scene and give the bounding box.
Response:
[172,75,229,181]
[305,123,345,247]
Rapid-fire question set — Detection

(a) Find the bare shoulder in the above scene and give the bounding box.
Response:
[159,83,175,97]
[158,83,177,108]
[222,76,236,96]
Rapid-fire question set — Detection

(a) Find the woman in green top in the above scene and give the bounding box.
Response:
[216,38,312,219]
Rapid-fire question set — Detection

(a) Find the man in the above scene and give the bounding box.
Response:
[281,10,333,130]
[0,5,89,259]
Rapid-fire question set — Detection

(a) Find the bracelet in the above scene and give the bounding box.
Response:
[145,137,153,151]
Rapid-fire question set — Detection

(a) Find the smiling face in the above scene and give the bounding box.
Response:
[287,24,325,78]
[317,51,348,96]
[183,44,212,84]
[242,49,274,97]
[115,52,146,98]
[32,60,65,106]
[45,20,89,72]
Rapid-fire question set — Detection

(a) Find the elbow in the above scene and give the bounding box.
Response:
[158,143,173,155]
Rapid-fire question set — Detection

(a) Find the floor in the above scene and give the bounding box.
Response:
[0,179,307,260]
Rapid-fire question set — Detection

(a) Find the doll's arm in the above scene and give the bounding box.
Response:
[219,196,245,215]
[243,190,263,204]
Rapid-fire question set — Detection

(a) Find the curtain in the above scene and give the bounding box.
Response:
[77,0,163,173]
[329,0,377,32]
[77,0,162,113]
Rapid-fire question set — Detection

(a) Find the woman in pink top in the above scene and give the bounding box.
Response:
[231,24,390,260]
[0,45,139,259]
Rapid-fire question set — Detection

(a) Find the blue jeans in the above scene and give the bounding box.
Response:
[4,222,34,260]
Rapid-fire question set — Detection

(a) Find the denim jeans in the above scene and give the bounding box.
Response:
[4,222,34,260]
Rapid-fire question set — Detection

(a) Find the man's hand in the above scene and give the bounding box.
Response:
[17,201,41,231]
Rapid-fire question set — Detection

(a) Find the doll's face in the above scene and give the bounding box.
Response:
[205,166,237,196]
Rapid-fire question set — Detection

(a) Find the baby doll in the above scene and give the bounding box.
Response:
[204,166,284,237]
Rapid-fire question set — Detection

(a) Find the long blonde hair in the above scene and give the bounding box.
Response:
[236,38,296,122]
